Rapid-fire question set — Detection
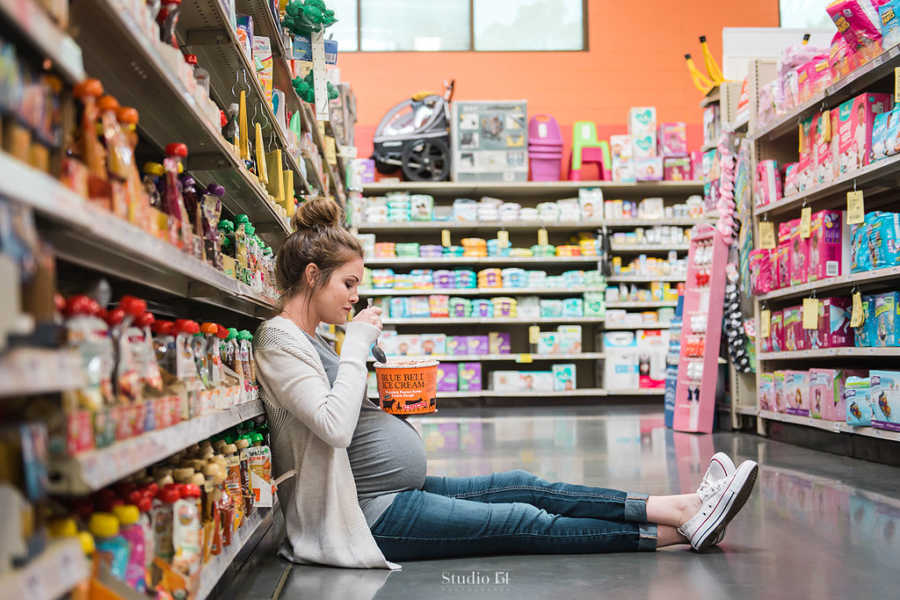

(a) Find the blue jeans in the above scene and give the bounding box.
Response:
[369,469,658,561]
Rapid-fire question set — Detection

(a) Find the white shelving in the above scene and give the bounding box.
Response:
[759,347,900,360]
[606,300,677,309]
[757,266,900,301]
[758,410,900,441]
[0,348,84,398]
[610,244,690,253]
[0,0,85,83]
[0,539,90,600]
[357,217,710,233]
[363,180,704,197]
[607,275,685,283]
[48,400,265,494]
[604,322,672,330]
[361,286,604,297]
[369,352,605,363]
[383,316,605,325]
[365,256,602,266]
[368,388,662,400]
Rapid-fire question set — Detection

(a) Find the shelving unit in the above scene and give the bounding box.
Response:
[0,348,84,398]
[359,180,703,400]
[748,43,900,443]
[0,0,84,83]
[0,539,90,600]
[368,352,606,363]
[368,388,663,401]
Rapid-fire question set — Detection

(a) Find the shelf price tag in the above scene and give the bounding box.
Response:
[847,190,865,225]
[800,206,811,238]
[516,353,533,364]
[760,309,771,339]
[529,325,540,344]
[802,297,819,329]
[537,228,549,246]
[895,67,900,104]
[441,229,451,248]
[850,291,864,328]
[759,221,775,249]
[497,230,509,249]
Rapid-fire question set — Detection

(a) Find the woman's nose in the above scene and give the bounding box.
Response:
[350,291,359,304]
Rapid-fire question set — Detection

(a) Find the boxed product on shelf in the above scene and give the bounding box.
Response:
[628,107,657,158]
[784,370,810,416]
[663,156,690,181]
[837,93,892,176]
[774,370,786,413]
[552,364,576,391]
[536,326,582,354]
[755,160,782,207]
[871,106,900,161]
[807,297,853,349]
[869,370,900,431]
[603,331,638,389]
[489,332,511,354]
[871,292,900,346]
[437,363,458,392]
[845,375,873,426]
[759,373,774,411]
[635,157,663,181]
[809,368,867,421]
[783,306,807,351]
[659,122,687,156]
[637,329,669,388]
[458,362,483,391]
[770,309,784,352]
[451,100,528,182]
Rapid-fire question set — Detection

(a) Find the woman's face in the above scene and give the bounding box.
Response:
[310,255,364,325]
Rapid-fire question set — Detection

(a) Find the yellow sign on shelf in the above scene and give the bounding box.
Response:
[800,206,811,238]
[850,292,864,328]
[802,297,819,330]
[760,309,771,339]
[847,190,864,225]
[759,221,775,249]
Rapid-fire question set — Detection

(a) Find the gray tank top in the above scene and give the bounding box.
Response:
[304,332,427,526]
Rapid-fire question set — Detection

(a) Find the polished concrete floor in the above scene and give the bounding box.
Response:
[231,406,900,600]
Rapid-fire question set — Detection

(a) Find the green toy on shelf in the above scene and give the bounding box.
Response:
[283,0,337,37]
[291,70,339,104]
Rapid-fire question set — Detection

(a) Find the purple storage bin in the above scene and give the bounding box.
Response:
[458,362,483,391]
[529,115,563,145]
[437,363,459,392]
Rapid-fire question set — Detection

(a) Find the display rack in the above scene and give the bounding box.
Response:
[0,539,90,600]
[748,44,900,443]
[359,180,705,400]
[0,348,84,398]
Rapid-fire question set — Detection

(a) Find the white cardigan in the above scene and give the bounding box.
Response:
[254,315,400,570]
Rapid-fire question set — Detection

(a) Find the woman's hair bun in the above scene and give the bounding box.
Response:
[292,196,343,231]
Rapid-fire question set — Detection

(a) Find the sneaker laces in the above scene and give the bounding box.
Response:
[697,476,729,502]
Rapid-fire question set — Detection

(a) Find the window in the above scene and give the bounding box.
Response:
[325,0,587,52]
[779,0,835,30]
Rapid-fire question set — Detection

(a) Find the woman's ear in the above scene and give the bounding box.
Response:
[305,262,320,287]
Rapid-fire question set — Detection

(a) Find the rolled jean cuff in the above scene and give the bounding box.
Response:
[624,492,649,522]
[638,523,658,552]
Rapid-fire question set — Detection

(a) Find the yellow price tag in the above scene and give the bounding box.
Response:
[516,353,533,364]
[537,228,549,246]
[800,206,811,238]
[498,230,509,249]
[759,221,775,250]
[850,292,864,328]
[760,309,771,339]
[529,325,540,344]
[802,297,819,330]
[441,229,451,247]
[847,190,864,225]
[895,67,900,104]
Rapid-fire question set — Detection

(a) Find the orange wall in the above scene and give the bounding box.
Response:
[338,0,779,177]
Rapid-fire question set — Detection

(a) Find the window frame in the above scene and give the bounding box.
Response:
[347,0,589,53]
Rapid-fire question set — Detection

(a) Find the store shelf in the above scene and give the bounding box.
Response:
[362,180,704,198]
[726,114,750,134]
[607,275,685,283]
[606,300,678,308]
[0,152,276,318]
[755,152,900,218]
[759,410,900,441]
[48,400,265,494]
[757,266,900,302]
[369,388,620,399]
[361,286,604,297]
[0,538,90,600]
[604,322,672,330]
[610,244,690,253]
[383,316,605,325]
[70,0,290,238]
[605,218,711,227]
[358,218,708,233]
[736,405,759,416]
[369,352,605,363]
[700,86,720,107]
[0,348,84,398]
[195,504,275,600]
[605,388,666,396]
[364,256,603,267]
[752,44,900,143]
[759,347,900,360]
[0,0,85,83]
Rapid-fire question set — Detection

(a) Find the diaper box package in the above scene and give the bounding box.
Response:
[628,106,658,134]
[557,326,583,353]
[869,212,900,268]
[806,296,853,349]
[837,93,892,176]
[759,372,774,411]
[437,362,458,392]
[871,292,900,346]
[448,336,469,356]
[774,371,786,413]
[537,332,560,355]
[771,309,785,353]
[491,371,527,392]
[869,370,900,431]
[807,210,844,281]
[457,362,483,392]
[610,134,633,162]
[489,332,511,354]
[552,364,576,391]
[521,371,555,392]
[789,218,810,286]
[783,370,810,416]
[845,375,873,426]
[419,334,447,356]
[603,331,639,389]
[813,111,833,185]
[658,122,688,156]
[634,157,664,181]
[466,335,489,356]
[854,293,875,347]
[782,306,808,352]
[809,368,867,421]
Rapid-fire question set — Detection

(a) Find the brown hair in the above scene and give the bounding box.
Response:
[276,196,363,300]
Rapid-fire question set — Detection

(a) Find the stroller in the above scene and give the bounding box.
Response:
[372,80,455,181]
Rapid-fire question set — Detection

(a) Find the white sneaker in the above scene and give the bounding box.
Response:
[678,460,758,552]
[697,452,735,547]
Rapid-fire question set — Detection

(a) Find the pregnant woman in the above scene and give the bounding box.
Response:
[254,197,758,569]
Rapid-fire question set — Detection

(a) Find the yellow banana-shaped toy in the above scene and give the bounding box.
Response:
[699,35,725,85]
[685,53,714,94]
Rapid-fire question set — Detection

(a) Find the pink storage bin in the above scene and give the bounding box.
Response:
[530,156,562,181]
[529,115,563,145]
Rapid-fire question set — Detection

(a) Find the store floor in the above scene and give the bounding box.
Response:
[232,405,900,600]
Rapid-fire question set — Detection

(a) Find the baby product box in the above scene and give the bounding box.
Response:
[489,332,511,354]
[628,107,657,148]
[782,306,807,352]
[810,368,867,421]
[771,309,784,353]
[436,363,458,392]
[634,157,663,181]
[637,329,668,387]
[854,293,875,347]
[808,210,843,281]
[603,331,639,389]
[869,370,900,431]
[837,93,892,176]
[869,212,900,268]
[806,296,853,349]
[845,375,873,426]
[774,371,786,413]
[871,109,891,161]
[451,100,528,182]
[447,336,469,356]
[789,218,810,286]
[491,371,527,392]
[522,371,555,392]
[419,334,447,356]
[612,159,636,182]
[609,134,632,161]
[871,292,900,346]
[759,373,774,411]
[552,364,576,391]
[663,156,690,181]
[458,362,483,392]
[813,111,834,185]
[557,325,583,353]
[467,335,489,355]
[784,370,810,416]
[537,332,560,355]
[658,122,687,156]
